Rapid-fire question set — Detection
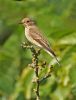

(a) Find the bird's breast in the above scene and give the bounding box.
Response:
[24,27,42,47]
[25,27,33,42]
[25,27,35,43]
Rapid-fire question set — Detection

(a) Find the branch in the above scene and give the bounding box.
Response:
[21,42,53,100]
[21,42,40,100]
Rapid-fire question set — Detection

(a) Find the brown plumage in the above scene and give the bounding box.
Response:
[21,17,60,65]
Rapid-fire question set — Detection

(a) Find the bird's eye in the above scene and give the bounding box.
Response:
[27,20,30,23]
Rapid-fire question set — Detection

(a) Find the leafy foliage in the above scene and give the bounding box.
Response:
[0,0,76,100]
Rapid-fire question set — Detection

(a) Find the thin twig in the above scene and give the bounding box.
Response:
[39,74,51,83]
[34,66,40,100]
[31,48,40,100]
[21,42,53,100]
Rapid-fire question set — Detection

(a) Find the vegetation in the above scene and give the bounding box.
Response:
[0,0,76,100]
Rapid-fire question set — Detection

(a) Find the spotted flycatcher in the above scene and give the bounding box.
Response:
[20,17,60,65]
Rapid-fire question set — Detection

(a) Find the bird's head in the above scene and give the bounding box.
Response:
[20,17,35,27]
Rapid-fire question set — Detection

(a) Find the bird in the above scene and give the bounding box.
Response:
[20,17,60,65]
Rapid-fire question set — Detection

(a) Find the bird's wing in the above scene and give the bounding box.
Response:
[29,27,50,48]
[29,27,60,65]
[29,27,56,56]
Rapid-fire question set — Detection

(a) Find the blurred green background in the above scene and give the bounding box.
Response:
[0,0,76,100]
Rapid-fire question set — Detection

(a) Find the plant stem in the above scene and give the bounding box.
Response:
[32,50,40,100]
[21,43,52,100]
[35,66,40,100]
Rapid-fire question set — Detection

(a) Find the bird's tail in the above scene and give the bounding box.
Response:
[45,48,60,66]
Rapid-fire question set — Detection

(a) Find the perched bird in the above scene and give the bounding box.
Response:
[20,17,60,65]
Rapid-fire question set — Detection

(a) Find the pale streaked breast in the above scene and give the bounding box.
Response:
[25,27,42,47]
